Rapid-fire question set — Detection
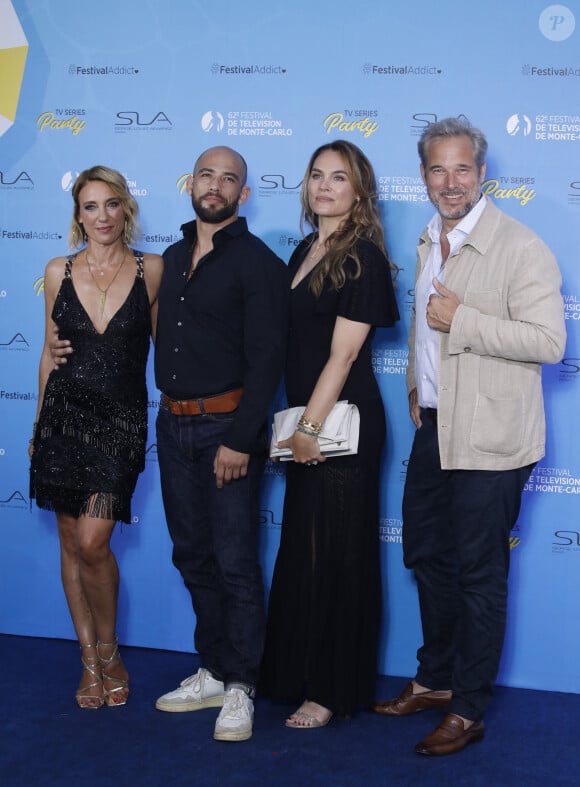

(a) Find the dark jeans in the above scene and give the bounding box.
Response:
[402,410,533,721]
[156,404,266,688]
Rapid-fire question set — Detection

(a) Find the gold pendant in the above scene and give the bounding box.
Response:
[100,292,106,316]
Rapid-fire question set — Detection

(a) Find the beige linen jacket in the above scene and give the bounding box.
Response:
[407,198,566,470]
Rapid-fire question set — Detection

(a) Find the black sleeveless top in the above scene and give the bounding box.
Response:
[30,250,151,523]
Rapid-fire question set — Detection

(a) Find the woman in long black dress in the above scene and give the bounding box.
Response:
[261,140,399,727]
[30,166,163,708]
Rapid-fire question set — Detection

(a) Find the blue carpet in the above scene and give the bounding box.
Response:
[1,634,577,786]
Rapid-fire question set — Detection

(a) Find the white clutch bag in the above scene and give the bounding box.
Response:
[270,400,360,461]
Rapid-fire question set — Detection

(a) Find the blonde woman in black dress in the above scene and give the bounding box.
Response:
[30,166,163,708]
[261,141,399,727]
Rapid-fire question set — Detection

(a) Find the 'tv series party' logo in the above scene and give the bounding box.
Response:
[323,111,378,138]
[481,177,536,206]
[36,109,86,136]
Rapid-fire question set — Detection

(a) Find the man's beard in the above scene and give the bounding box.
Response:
[431,187,482,222]
[192,193,238,224]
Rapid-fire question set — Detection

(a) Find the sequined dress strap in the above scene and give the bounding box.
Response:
[134,250,144,278]
[64,254,76,279]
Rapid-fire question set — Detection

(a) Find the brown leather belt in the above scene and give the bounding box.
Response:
[161,388,243,416]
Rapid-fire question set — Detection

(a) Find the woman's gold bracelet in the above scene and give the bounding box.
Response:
[297,415,323,434]
[296,423,319,438]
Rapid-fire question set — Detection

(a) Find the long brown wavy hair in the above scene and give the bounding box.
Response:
[299,140,395,297]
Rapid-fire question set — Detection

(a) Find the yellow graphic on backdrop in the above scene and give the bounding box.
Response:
[177,174,193,194]
[323,112,379,138]
[36,111,86,135]
[0,0,28,137]
[482,179,536,206]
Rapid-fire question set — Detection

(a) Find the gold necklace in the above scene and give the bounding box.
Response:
[307,239,323,262]
[86,246,128,318]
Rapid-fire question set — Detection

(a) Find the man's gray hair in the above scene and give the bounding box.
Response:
[418,117,488,170]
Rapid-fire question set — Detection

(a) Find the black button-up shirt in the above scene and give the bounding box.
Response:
[155,217,289,453]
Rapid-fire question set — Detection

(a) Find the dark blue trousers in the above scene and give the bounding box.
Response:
[402,410,533,720]
[156,405,266,689]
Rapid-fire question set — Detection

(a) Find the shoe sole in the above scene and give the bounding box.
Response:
[213,728,253,742]
[155,695,225,712]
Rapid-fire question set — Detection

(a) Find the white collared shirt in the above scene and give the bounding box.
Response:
[415,195,488,408]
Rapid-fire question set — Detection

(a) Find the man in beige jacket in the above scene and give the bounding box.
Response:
[374,117,566,756]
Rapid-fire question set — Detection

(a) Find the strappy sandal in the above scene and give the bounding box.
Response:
[76,643,104,710]
[98,637,129,707]
[285,702,333,729]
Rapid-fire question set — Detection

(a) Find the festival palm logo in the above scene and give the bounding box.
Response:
[0,0,28,137]
[61,171,80,192]
[201,111,224,133]
[506,114,532,136]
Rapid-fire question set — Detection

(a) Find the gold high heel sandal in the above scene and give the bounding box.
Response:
[76,643,104,709]
[98,637,129,707]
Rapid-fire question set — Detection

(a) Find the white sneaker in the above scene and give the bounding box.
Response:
[155,668,225,712]
[213,687,254,742]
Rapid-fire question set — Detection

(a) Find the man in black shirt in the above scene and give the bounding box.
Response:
[153,146,288,741]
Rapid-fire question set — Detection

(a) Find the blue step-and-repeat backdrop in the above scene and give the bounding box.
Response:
[1,0,579,693]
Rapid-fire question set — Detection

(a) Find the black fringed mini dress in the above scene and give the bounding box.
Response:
[30,251,151,524]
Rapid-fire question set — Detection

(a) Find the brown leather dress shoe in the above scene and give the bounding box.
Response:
[415,713,485,756]
[373,681,452,716]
